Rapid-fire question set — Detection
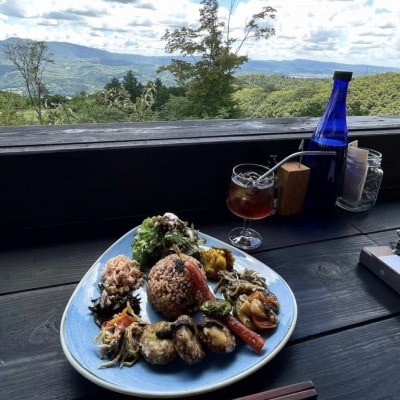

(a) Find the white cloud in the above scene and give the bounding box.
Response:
[0,0,399,67]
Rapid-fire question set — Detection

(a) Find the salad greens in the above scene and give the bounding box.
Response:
[131,212,206,268]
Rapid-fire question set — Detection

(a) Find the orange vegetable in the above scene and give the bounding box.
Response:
[184,258,265,353]
[102,305,137,329]
[222,314,265,354]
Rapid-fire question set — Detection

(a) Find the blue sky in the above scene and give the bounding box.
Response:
[0,0,399,68]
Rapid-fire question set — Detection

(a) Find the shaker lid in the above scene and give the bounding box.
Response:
[333,70,353,82]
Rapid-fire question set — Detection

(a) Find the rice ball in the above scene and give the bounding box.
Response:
[146,254,205,320]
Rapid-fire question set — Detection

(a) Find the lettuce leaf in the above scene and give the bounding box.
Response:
[131,213,206,268]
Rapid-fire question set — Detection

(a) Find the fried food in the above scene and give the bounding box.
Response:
[139,321,177,365]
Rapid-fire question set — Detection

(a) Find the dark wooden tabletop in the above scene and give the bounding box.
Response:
[1,197,400,400]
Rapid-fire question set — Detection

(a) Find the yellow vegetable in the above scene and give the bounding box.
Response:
[199,247,235,280]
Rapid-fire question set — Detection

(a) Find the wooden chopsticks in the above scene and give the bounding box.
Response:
[232,381,317,400]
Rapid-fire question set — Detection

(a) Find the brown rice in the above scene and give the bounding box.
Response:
[146,253,205,320]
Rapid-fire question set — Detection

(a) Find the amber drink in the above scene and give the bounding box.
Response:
[226,164,274,250]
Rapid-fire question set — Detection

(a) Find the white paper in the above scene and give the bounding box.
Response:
[341,145,369,206]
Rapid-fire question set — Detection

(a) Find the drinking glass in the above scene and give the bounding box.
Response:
[226,163,275,250]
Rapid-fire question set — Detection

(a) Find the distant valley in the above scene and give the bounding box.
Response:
[1,39,399,96]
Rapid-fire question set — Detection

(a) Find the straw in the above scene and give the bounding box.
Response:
[256,150,336,181]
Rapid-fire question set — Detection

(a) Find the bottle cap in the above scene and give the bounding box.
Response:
[333,71,353,82]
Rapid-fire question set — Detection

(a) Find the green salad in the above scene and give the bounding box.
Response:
[131,212,206,268]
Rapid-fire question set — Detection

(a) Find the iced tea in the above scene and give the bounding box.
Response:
[226,165,274,220]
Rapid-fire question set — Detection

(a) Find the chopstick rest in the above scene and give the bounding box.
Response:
[232,380,317,400]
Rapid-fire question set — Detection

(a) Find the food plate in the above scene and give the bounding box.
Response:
[60,228,297,398]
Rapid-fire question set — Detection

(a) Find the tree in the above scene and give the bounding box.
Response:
[3,39,54,124]
[104,77,122,91]
[0,90,28,125]
[152,77,185,112]
[122,70,143,102]
[96,82,158,122]
[158,0,276,118]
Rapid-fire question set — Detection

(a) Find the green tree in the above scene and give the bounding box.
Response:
[122,70,143,102]
[0,90,28,125]
[152,77,185,113]
[160,95,192,120]
[104,77,122,91]
[3,39,54,124]
[153,77,169,111]
[158,0,276,118]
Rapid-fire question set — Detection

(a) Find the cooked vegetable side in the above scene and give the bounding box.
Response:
[214,269,280,331]
[197,317,236,353]
[89,213,280,369]
[183,257,266,354]
[170,315,205,365]
[199,246,235,280]
[140,321,178,365]
[93,303,147,368]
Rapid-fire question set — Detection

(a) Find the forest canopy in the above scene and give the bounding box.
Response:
[1,71,400,125]
[233,72,400,118]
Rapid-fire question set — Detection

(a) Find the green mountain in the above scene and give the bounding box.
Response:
[1,38,399,96]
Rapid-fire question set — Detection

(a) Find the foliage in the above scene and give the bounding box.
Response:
[97,81,158,122]
[3,39,54,124]
[97,86,132,111]
[153,77,185,113]
[104,77,122,91]
[0,90,28,125]
[66,91,130,123]
[233,72,400,118]
[130,82,158,121]
[346,72,400,115]
[122,70,144,103]
[2,72,400,125]
[160,95,193,120]
[232,75,329,117]
[158,0,276,118]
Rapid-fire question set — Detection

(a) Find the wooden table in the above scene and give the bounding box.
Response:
[1,197,400,400]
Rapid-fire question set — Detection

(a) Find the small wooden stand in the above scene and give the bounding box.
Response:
[277,161,310,215]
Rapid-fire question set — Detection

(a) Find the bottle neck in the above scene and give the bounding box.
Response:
[323,80,349,117]
[311,79,350,146]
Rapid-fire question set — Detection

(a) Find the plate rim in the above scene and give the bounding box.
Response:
[60,227,298,398]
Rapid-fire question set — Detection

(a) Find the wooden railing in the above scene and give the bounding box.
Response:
[1,116,399,246]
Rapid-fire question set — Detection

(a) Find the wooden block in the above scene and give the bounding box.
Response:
[277,161,310,215]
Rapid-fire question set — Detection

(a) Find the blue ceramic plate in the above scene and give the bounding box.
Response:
[60,228,297,398]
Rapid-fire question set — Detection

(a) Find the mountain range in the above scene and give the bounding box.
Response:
[1,38,399,96]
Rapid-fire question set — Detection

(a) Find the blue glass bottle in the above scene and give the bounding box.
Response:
[304,70,353,213]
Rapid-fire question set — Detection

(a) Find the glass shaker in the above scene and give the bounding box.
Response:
[337,148,383,212]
